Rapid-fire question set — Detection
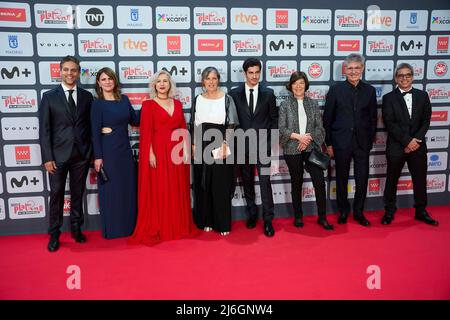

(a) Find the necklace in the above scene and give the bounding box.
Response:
[157,95,169,100]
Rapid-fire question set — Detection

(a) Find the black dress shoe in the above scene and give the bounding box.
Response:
[246,215,257,229]
[317,218,334,230]
[294,217,304,228]
[264,221,275,237]
[337,213,348,224]
[354,214,370,227]
[71,230,87,243]
[381,213,394,225]
[48,236,60,252]
[415,210,439,226]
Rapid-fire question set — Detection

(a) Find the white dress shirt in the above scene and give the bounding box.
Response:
[194,95,226,125]
[399,87,412,118]
[297,99,307,135]
[61,83,77,106]
[245,83,258,112]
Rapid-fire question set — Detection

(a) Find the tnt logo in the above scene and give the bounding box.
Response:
[275,10,288,28]
[15,146,30,164]
[167,36,181,54]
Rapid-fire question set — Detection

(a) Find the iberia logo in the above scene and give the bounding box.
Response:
[198,39,224,51]
[0,7,26,22]
[337,40,360,51]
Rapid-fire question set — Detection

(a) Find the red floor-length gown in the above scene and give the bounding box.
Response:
[129,99,199,245]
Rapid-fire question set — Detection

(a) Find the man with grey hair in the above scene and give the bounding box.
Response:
[381,63,438,226]
[323,53,377,226]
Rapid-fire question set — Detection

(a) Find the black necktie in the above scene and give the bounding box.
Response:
[402,90,412,96]
[68,89,76,119]
[249,88,254,116]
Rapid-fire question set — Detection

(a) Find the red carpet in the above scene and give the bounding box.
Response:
[1,206,449,300]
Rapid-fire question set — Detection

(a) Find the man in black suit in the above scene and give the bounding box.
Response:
[39,56,94,252]
[230,58,278,237]
[323,53,377,226]
[381,63,438,226]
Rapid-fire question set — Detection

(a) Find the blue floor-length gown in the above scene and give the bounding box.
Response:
[91,94,139,238]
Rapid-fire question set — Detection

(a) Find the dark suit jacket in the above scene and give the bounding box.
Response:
[229,84,278,131]
[229,84,278,156]
[382,87,431,156]
[39,85,94,163]
[323,80,377,152]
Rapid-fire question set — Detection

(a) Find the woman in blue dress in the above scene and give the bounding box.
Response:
[91,67,139,238]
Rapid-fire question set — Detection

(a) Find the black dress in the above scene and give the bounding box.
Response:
[193,122,235,232]
[91,95,139,239]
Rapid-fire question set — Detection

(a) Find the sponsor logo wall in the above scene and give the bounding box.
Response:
[0,1,449,235]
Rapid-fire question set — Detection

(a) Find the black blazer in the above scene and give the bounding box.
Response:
[382,87,431,156]
[39,85,94,163]
[323,80,377,152]
[229,84,278,132]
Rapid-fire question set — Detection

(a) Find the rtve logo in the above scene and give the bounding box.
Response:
[230,8,262,30]
[234,12,259,25]
[123,38,148,51]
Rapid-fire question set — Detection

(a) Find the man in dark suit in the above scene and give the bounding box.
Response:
[230,58,278,237]
[381,63,438,226]
[39,56,94,252]
[323,53,377,226]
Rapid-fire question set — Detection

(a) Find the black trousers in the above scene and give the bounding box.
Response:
[48,145,90,237]
[240,154,274,222]
[284,153,327,218]
[334,137,370,217]
[383,148,428,214]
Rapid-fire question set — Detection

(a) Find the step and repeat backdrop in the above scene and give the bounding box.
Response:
[0,0,449,235]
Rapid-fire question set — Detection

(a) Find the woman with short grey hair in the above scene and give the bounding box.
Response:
[279,71,333,230]
[189,67,239,236]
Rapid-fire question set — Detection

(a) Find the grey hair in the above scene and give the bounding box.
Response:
[148,70,177,98]
[201,66,221,86]
[395,63,414,77]
[344,53,365,66]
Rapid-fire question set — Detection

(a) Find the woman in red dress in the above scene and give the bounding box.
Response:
[129,70,198,245]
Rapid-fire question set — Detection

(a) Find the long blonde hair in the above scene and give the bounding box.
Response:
[148,70,177,98]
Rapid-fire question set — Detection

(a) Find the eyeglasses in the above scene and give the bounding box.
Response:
[396,73,413,79]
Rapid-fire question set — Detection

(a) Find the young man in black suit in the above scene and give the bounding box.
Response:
[323,53,378,227]
[39,56,94,252]
[229,58,278,237]
[381,63,438,226]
